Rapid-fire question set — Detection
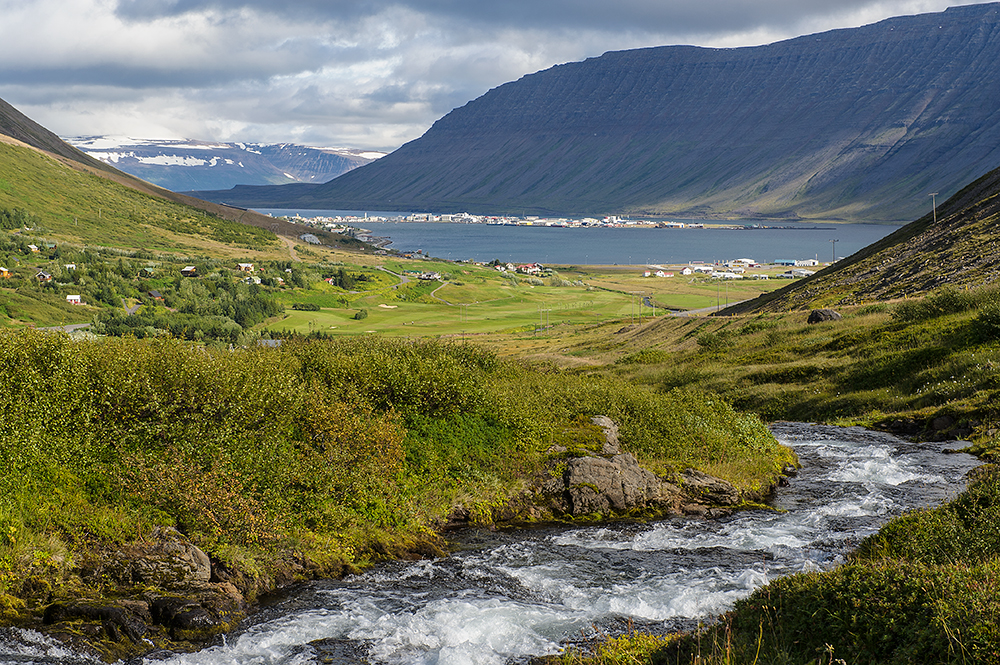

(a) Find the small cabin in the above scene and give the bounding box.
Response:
[181,266,197,277]
[66,295,82,305]
[237,262,254,273]
[0,266,10,279]
[35,270,52,282]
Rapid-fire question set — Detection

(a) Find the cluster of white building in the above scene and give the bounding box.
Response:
[641,256,818,280]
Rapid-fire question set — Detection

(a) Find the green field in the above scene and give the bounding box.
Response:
[265,262,792,337]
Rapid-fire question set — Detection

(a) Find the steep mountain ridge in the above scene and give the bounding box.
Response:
[195,3,1000,221]
[68,136,382,192]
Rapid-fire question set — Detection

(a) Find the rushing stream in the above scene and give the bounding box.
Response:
[0,423,982,665]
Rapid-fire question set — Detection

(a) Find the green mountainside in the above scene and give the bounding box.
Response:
[723,163,1000,313]
[194,4,1000,222]
[0,96,312,244]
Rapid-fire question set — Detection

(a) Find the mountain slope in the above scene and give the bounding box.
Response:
[721,163,1000,313]
[0,97,314,243]
[0,99,328,251]
[195,3,1000,222]
[68,136,382,192]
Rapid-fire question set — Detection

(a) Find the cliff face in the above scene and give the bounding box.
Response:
[199,3,1000,222]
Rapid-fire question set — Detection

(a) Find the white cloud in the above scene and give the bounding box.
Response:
[0,0,992,151]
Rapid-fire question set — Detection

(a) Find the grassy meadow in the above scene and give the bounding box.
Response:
[264,260,791,337]
[4,128,1000,661]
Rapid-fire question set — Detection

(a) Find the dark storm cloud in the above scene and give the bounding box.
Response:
[113,0,890,34]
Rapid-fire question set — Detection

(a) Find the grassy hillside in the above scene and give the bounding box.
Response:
[0,140,277,254]
[0,331,793,658]
[723,164,1000,313]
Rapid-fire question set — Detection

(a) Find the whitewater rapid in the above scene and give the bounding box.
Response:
[0,423,981,665]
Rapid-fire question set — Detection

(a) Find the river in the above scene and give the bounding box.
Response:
[0,423,980,665]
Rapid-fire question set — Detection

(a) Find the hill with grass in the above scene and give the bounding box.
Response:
[0,96,317,242]
[193,3,1000,222]
[722,163,1000,313]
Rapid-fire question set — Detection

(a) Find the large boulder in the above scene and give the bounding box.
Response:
[807,309,842,324]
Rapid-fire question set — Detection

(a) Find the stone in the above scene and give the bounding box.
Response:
[131,527,212,587]
[590,415,621,455]
[563,452,670,515]
[932,415,955,431]
[807,309,842,324]
[680,469,740,506]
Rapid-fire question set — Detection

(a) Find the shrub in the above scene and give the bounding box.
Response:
[696,330,731,352]
[292,302,320,311]
[891,286,978,322]
[353,309,368,320]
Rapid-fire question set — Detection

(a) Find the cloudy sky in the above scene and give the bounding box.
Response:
[0,0,991,151]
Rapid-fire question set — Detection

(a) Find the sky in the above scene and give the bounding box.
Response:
[0,0,992,152]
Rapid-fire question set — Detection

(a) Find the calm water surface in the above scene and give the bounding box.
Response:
[256,210,899,265]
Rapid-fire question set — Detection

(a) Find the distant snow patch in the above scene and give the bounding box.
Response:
[139,155,210,167]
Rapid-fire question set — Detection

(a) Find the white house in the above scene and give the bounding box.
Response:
[66,295,82,305]
[680,267,693,276]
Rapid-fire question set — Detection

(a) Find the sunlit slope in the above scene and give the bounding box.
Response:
[0,138,277,255]
[0,96,313,250]
[722,163,1000,313]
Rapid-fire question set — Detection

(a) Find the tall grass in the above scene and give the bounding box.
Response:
[0,330,789,607]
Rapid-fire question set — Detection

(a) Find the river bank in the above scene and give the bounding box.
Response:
[2,423,978,664]
[0,330,793,662]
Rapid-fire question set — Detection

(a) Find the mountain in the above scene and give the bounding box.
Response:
[721,161,1000,313]
[67,136,383,192]
[0,96,316,246]
[193,3,1000,222]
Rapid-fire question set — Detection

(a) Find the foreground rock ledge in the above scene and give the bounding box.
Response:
[33,527,246,660]
[453,415,779,525]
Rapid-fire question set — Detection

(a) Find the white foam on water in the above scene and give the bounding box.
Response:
[360,598,565,665]
[9,425,981,665]
[0,628,101,663]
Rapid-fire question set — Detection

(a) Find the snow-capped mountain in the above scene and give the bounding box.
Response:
[65,136,384,193]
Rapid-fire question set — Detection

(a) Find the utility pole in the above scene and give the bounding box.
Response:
[829,239,838,262]
[930,193,938,224]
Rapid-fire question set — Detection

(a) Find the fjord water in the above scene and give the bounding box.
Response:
[258,211,899,265]
[0,424,979,665]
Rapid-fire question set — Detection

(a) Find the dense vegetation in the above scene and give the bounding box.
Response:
[0,330,790,629]
[540,284,1000,664]
[647,466,1000,665]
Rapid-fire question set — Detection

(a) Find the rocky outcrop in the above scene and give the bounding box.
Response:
[40,527,247,660]
[527,416,752,521]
